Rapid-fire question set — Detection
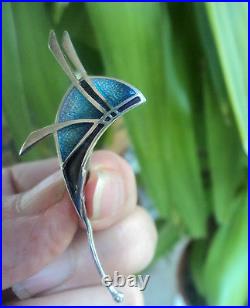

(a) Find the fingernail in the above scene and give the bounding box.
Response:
[12,250,74,299]
[91,169,125,220]
[19,170,65,215]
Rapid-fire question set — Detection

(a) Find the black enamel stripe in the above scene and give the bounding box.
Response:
[80,80,110,111]
[63,123,105,212]
[117,96,141,113]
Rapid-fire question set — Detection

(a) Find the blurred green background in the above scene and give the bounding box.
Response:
[2,2,248,306]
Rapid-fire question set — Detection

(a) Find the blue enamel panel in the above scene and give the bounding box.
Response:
[57,87,102,161]
[92,78,136,107]
[58,123,93,161]
[57,78,137,161]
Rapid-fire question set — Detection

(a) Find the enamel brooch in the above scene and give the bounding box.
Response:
[19,31,146,302]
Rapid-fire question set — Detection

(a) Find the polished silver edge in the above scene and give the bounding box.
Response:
[78,174,124,303]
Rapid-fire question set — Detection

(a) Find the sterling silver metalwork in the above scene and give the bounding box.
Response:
[19,30,146,303]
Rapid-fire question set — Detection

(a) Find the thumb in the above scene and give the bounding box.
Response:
[2,171,78,289]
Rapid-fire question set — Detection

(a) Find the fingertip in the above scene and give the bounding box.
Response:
[85,150,137,230]
[108,207,158,274]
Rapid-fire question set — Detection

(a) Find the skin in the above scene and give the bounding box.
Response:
[2,150,157,306]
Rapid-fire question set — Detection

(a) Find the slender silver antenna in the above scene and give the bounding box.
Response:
[48,31,105,114]
[61,31,113,111]
[61,31,88,79]
[19,119,98,156]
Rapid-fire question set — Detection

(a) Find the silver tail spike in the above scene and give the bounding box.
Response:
[79,173,124,303]
[80,210,124,303]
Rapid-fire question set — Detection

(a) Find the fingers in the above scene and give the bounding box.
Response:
[10,285,144,306]
[86,150,137,230]
[3,196,78,289]
[12,208,157,298]
[3,151,137,229]
[3,158,59,195]
[3,170,65,219]
[3,151,138,289]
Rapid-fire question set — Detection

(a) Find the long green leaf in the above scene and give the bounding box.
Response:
[154,220,183,261]
[203,191,248,305]
[11,3,68,128]
[3,3,68,160]
[87,3,208,237]
[3,4,39,160]
[54,3,104,75]
[189,239,207,298]
[206,3,248,154]
[205,79,247,223]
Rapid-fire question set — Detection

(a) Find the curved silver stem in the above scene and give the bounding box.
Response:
[79,194,124,303]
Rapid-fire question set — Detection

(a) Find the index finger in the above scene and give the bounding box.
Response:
[3,158,59,195]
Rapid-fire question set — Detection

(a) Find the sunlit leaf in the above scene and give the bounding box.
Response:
[3,3,69,160]
[3,4,40,160]
[87,2,208,237]
[154,220,183,261]
[197,3,248,155]
[203,191,248,305]
[206,3,248,154]
[205,79,247,223]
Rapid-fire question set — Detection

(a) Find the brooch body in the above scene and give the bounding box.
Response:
[20,31,146,302]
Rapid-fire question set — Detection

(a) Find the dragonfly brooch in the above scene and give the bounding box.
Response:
[19,31,146,302]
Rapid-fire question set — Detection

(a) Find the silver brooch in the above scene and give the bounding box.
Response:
[20,31,146,303]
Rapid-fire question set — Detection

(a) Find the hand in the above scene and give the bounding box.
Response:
[2,150,157,305]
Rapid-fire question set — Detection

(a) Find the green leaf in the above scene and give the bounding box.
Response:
[202,3,248,154]
[11,3,68,128]
[53,3,103,75]
[3,3,69,161]
[154,220,183,260]
[189,239,208,297]
[203,191,248,305]
[50,2,69,25]
[3,3,40,160]
[205,79,247,223]
[87,3,208,237]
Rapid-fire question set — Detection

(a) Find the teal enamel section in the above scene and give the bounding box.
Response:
[57,78,137,161]
[92,78,136,107]
[57,87,102,161]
